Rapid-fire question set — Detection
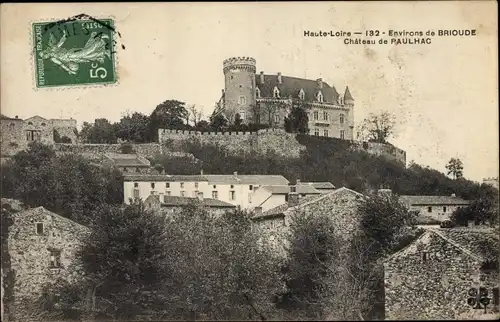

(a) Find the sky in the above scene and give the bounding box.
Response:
[1,2,498,182]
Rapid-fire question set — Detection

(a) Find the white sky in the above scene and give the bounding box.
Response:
[1,2,498,182]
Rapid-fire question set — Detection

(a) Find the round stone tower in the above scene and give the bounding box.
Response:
[223,57,256,124]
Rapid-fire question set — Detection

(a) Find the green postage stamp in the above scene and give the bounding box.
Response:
[32,18,117,88]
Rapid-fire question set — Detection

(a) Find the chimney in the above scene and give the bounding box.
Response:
[317,78,323,89]
[197,192,204,201]
[260,71,265,83]
[233,171,238,177]
[277,72,282,84]
[254,207,262,215]
[288,185,300,207]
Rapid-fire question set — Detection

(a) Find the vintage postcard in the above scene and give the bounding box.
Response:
[1,2,498,321]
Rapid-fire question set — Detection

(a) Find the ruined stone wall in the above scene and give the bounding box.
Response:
[6,207,91,321]
[54,143,163,159]
[384,231,499,320]
[351,141,406,165]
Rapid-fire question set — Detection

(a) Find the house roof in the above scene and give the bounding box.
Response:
[385,227,500,263]
[344,86,354,101]
[299,182,336,189]
[161,196,235,208]
[18,206,90,230]
[260,184,321,195]
[256,74,341,103]
[0,114,22,121]
[123,174,208,182]
[202,174,289,185]
[400,195,470,206]
[253,187,363,220]
[105,153,150,167]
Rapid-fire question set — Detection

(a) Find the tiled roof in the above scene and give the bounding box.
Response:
[123,174,208,182]
[254,187,364,220]
[261,184,321,195]
[161,196,235,208]
[400,195,470,206]
[203,175,289,185]
[299,182,336,189]
[256,74,340,103]
[0,114,21,121]
[433,228,499,261]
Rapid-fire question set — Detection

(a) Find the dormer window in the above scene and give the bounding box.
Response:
[256,87,261,98]
[299,89,305,100]
[317,91,324,103]
[273,86,280,98]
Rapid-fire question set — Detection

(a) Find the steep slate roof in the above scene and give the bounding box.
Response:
[161,196,235,208]
[260,184,321,195]
[105,153,150,167]
[256,74,340,103]
[344,86,354,101]
[203,174,289,185]
[254,187,363,220]
[299,182,336,189]
[400,195,470,206]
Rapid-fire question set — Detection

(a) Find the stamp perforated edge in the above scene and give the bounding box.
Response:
[29,14,121,92]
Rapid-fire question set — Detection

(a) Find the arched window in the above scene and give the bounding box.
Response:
[41,122,46,126]
[28,122,33,125]
[273,86,280,98]
[299,88,305,100]
[238,96,247,105]
[256,87,261,98]
[340,114,345,124]
[317,91,324,103]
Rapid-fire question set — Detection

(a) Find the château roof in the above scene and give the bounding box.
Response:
[344,86,354,101]
[256,74,340,103]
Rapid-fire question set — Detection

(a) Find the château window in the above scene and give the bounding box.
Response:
[180,182,184,188]
[249,185,253,190]
[317,91,324,102]
[323,111,328,120]
[230,184,234,189]
[36,222,44,235]
[443,206,447,212]
[324,130,329,137]
[194,182,198,189]
[212,191,218,199]
[151,183,155,189]
[274,114,280,123]
[213,185,217,189]
[314,129,320,136]
[238,96,247,105]
[50,250,61,268]
[273,86,280,98]
[340,114,345,124]
[340,130,345,140]
[427,206,432,212]
[256,87,261,98]
[299,89,305,100]
[166,182,170,188]
[313,111,319,120]
[134,182,139,188]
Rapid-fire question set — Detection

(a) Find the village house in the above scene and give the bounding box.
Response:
[143,194,236,216]
[1,199,90,322]
[123,172,290,209]
[102,152,152,174]
[399,194,470,224]
[251,186,365,256]
[297,181,336,193]
[384,226,499,320]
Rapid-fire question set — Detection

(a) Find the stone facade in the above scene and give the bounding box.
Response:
[0,115,77,157]
[351,141,407,165]
[1,200,90,321]
[384,227,500,320]
[54,142,163,159]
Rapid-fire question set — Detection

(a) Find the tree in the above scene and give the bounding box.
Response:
[209,114,228,132]
[234,113,243,128]
[79,118,117,144]
[445,157,464,180]
[249,103,261,124]
[148,100,189,139]
[115,112,150,143]
[159,205,283,320]
[187,104,205,127]
[451,183,499,226]
[76,201,170,320]
[284,100,309,134]
[358,111,396,143]
[4,142,123,225]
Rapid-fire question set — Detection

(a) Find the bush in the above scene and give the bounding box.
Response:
[120,143,135,154]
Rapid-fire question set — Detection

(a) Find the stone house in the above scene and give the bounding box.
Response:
[298,181,336,194]
[1,199,90,321]
[251,186,365,256]
[384,227,500,320]
[250,181,322,212]
[102,152,152,174]
[400,194,470,223]
[143,194,236,217]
